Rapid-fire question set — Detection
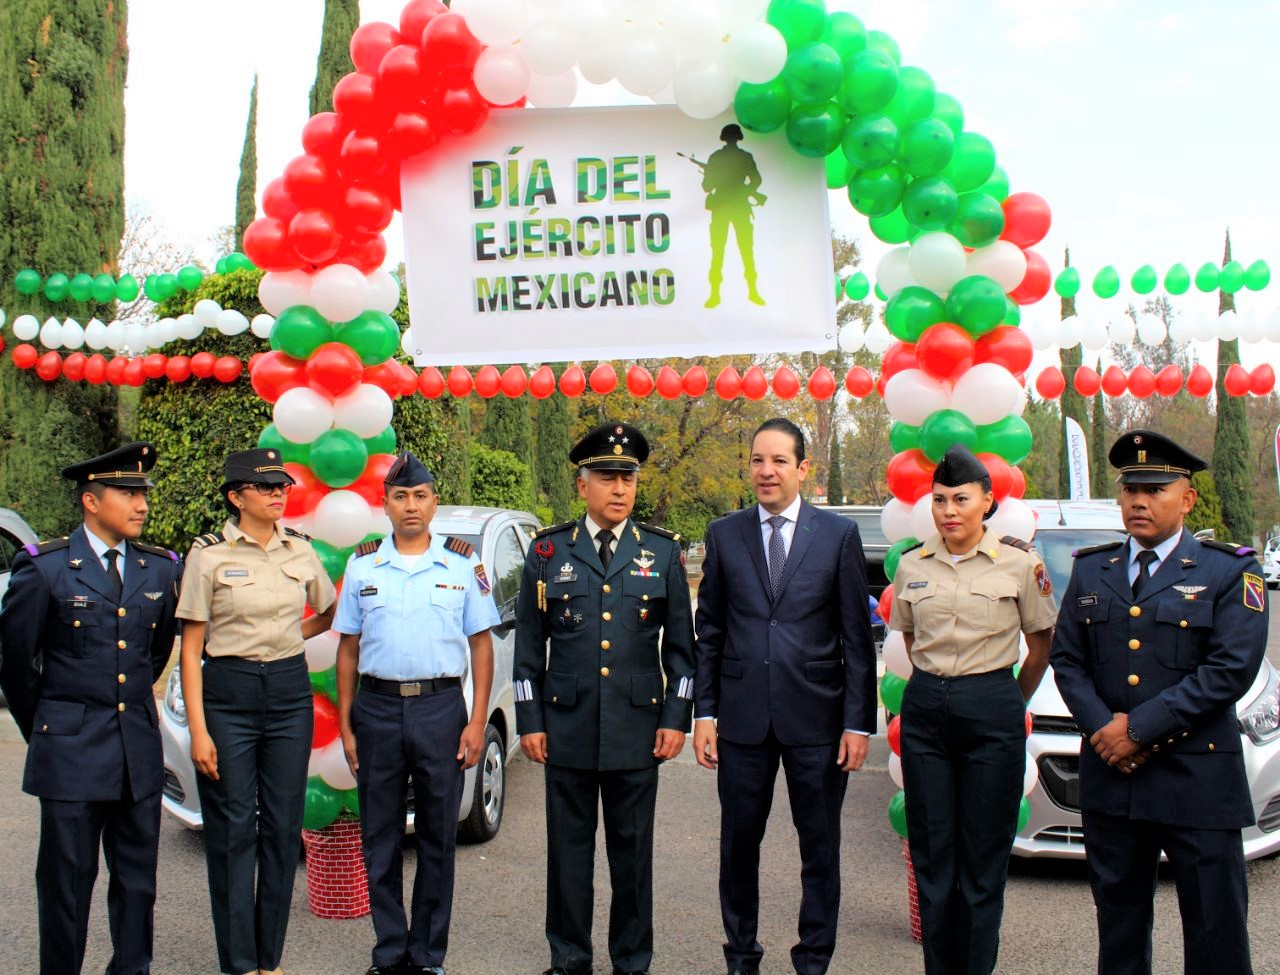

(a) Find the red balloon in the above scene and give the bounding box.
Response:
[312,694,340,749]
[682,365,709,397]
[338,185,393,238]
[1128,365,1156,399]
[421,12,481,69]
[140,354,167,379]
[915,323,975,382]
[284,463,328,518]
[213,357,243,383]
[528,365,556,399]
[1155,365,1184,397]
[1101,365,1128,398]
[337,131,388,184]
[400,0,448,44]
[977,453,1013,499]
[500,365,528,397]
[1008,465,1026,499]
[332,234,387,274]
[881,341,919,383]
[474,364,501,398]
[289,209,342,265]
[656,365,683,400]
[378,44,438,111]
[11,343,38,369]
[1251,364,1276,396]
[125,358,147,387]
[1000,193,1052,249]
[1224,364,1250,397]
[190,352,217,379]
[589,362,617,394]
[347,454,396,506]
[62,352,87,382]
[363,360,404,399]
[397,363,418,397]
[386,110,439,160]
[434,85,489,136]
[350,21,401,75]
[808,366,836,400]
[242,217,297,272]
[36,351,63,382]
[975,326,1034,375]
[446,365,473,397]
[261,177,300,223]
[741,366,768,401]
[1009,248,1051,306]
[560,364,586,397]
[248,353,265,374]
[306,342,364,398]
[772,366,801,400]
[418,365,445,398]
[1073,365,1101,397]
[877,585,893,630]
[1025,710,1034,738]
[846,366,874,398]
[84,354,107,384]
[714,366,741,399]
[887,715,902,756]
[886,449,936,504]
[332,72,386,132]
[1186,364,1214,398]
[283,153,336,209]
[626,365,654,397]
[301,112,348,162]
[165,355,192,384]
[1034,366,1066,399]
[252,351,308,403]
[105,356,128,385]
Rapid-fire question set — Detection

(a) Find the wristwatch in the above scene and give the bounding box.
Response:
[1126,724,1142,745]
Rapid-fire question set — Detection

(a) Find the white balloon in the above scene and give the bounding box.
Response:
[84,318,108,350]
[1166,314,1193,346]
[986,497,1037,542]
[125,322,148,352]
[60,318,85,350]
[1136,313,1166,346]
[367,510,393,539]
[838,323,865,352]
[579,52,618,85]
[648,83,676,105]
[521,17,576,76]
[665,0,724,59]
[1055,314,1082,350]
[951,363,1022,425]
[251,314,275,339]
[175,313,202,341]
[193,298,222,328]
[156,318,177,345]
[366,272,401,315]
[526,69,578,108]
[400,326,419,357]
[145,323,162,350]
[474,45,532,106]
[909,232,968,294]
[315,739,357,791]
[12,313,39,341]
[726,22,787,84]
[966,241,1028,294]
[216,309,250,336]
[258,270,313,317]
[863,322,893,356]
[888,752,904,789]
[1022,752,1038,797]
[332,383,394,438]
[464,0,530,45]
[877,247,917,297]
[273,387,335,444]
[910,494,936,543]
[1238,311,1266,344]
[304,631,340,673]
[1108,315,1136,345]
[673,54,736,119]
[1189,311,1216,343]
[883,630,912,679]
[880,498,915,544]
[1265,309,1280,344]
[883,369,951,426]
[574,0,622,83]
[1022,310,1056,351]
[312,490,374,549]
[1217,310,1240,342]
[0,308,5,329]
[617,24,677,95]
[310,264,370,324]
[38,317,64,350]
[1011,377,1029,417]
[104,320,126,352]
[1079,317,1110,352]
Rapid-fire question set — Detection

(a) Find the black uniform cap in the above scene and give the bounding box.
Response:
[384,451,435,488]
[1109,430,1207,484]
[933,445,997,518]
[570,422,649,472]
[61,441,157,488]
[219,448,295,495]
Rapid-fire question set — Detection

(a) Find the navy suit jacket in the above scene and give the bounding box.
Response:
[693,502,876,746]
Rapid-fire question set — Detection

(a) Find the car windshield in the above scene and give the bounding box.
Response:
[1035,528,1128,596]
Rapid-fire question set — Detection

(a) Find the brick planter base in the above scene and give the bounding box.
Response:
[302,818,370,919]
[901,837,923,944]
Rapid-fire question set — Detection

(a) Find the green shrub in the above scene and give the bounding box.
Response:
[469,443,534,512]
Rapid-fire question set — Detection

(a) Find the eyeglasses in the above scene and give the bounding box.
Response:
[239,482,292,496]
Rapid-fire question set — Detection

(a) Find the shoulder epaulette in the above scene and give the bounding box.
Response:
[1073,540,1125,558]
[445,536,475,558]
[134,541,179,561]
[534,521,575,538]
[192,532,226,550]
[23,537,70,557]
[1202,538,1257,557]
[354,539,381,557]
[1001,535,1033,553]
[284,527,312,542]
[643,523,682,542]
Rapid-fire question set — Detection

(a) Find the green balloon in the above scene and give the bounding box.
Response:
[272,305,335,360]
[733,78,792,134]
[1130,265,1157,295]
[69,273,94,302]
[978,165,1010,203]
[888,789,908,838]
[91,273,117,303]
[310,428,369,488]
[885,286,946,342]
[844,272,870,301]
[884,536,920,584]
[1017,796,1031,831]
[865,29,901,64]
[1244,260,1271,291]
[215,257,229,275]
[919,409,978,462]
[155,273,180,301]
[889,421,921,453]
[1054,267,1081,298]
[948,191,1005,248]
[225,252,254,272]
[784,42,844,104]
[884,66,935,127]
[177,265,204,291]
[336,310,400,366]
[1164,263,1191,295]
[143,274,163,302]
[766,0,827,50]
[1219,260,1245,294]
[364,425,397,455]
[847,163,907,218]
[869,207,914,244]
[43,272,70,302]
[899,118,954,177]
[819,11,866,59]
[931,92,965,136]
[341,787,360,816]
[840,114,899,170]
[833,273,842,302]
[824,149,853,189]
[786,101,846,158]
[1091,266,1119,299]
[975,415,1033,466]
[874,283,889,302]
[902,176,958,231]
[945,275,1007,337]
[312,539,355,583]
[838,49,899,115]
[308,665,338,700]
[258,423,312,465]
[1194,262,1220,293]
[14,268,41,296]
[940,132,996,193]
[115,274,139,303]
[881,672,906,715]
[1002,298,1021,326]
[303,777,344,831]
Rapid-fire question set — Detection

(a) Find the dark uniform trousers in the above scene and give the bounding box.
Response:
[196,655,312,975]
[901,668,1026,975]
[354,684,468,970]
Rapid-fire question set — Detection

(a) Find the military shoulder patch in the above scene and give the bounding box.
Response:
[354,539,381,557]
[23,537,70,558]
[1072,541,1125,558]
[445,536,475,558]
[192,532,226,550]
[284,527,312,542]
[534,520,575,538]
[1244,572,1266,613]
[1035,562,1053,597]
[1001,535,1032,552]
[474,563,492,595]
[1202,539,1258,558]
[643,523,682,542]
[134,541,179,561]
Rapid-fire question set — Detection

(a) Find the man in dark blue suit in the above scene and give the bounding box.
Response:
[693,418,876,975]
[0,443,182,975]
[1052,430,1267,975]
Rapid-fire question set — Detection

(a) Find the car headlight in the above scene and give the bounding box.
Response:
[163,667,187,726]
[1239,663,1280,745]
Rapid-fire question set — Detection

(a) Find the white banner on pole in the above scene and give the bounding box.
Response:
[401,105,836,365]
[1064,417,1091,500]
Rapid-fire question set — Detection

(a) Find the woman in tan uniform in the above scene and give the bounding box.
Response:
[177,449,336,975]
[889,445,1056,975]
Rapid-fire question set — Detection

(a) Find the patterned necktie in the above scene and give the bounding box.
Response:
[767,515,788,596]
[1132,549,1158,598]
[596,529,614,571]
[104,548,123,600]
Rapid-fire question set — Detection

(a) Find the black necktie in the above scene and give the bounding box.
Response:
[1132,549,1157,598]
[104,549,123,600]
[596,529,614,570]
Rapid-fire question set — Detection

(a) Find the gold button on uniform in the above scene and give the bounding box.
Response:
[1179,620,1188,629]
[600,667,610,677]
[41,725,48,732]
[117,703,126,712]
[602,612,612,622]
[1209,743,1216,751]
[1128,639,1141,650]
[642,594,649,602]
[651,697,658,704]
[117,674,126,684]
[117,640,126,649]
[1128,674,1140,686]
[563,594,570,601]
[73,620,81,628]
[552,696,558,703]
[602,584,611,594]
[117,607,126,618]
[1129,606,1141,618]
[601,640,611,650]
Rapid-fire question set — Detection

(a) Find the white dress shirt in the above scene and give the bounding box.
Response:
[84,527,127,586]
[1127,531,1184,586]
[758,495,803,558]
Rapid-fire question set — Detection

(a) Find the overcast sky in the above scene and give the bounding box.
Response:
[123,0,1280,362]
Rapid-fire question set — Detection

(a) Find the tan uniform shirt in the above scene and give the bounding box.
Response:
[176,520,336,661]
[890,527,1057,678]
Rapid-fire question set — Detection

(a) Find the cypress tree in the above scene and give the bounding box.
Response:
[534,392,575,522]
[1057,248,1089,498]
[480,393,533,508]
[234,74,258,245]
[1213,230,1255,543]
[827,433,845,504]
[310,0,360,116]
[1090,389,1110,498]
[0,2,127,536]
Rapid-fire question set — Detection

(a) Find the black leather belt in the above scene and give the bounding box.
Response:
[360,675,461,697]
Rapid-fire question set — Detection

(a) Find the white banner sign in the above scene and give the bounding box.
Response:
[401,105,836,365]
[1064,416,1091,500]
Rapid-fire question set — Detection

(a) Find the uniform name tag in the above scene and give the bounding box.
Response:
[223,569,249,578]
[436,583,465,591]
[66,598,96,609]
[1076,594,1098,607]
[360,586,378,596]
[556,563,577,582]
[907,581,928,589]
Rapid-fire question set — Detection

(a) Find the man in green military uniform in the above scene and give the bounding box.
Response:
[514,422,696,975]
[701,123,766,309]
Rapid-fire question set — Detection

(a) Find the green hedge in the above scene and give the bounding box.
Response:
[469,443,535,512]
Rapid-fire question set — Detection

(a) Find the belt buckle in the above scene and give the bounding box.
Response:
[400,681,422,697]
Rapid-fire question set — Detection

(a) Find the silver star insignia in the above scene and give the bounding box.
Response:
[137,559,147,567]
[622,437,629,443]
[69,558,83,567]
[608,435,616,442]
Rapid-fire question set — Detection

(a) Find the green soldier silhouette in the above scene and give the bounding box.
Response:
[692,124,767,308]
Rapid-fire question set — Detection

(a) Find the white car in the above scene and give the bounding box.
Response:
[1262,539,1280,589]
[0,508,41,708]
[1014,499,1280,860]
[160,505,541,842]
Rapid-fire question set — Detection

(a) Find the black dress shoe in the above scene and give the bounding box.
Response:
[365,966,405,975]
[544,969,592,975]
[728,968,759,975]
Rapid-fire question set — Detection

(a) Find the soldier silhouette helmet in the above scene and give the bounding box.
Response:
[720,123,744,143]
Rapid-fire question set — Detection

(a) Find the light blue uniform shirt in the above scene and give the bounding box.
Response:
[333,533,501,680]
[84,527,128,585]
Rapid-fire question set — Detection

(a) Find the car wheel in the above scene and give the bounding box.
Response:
[458,724,505,844]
